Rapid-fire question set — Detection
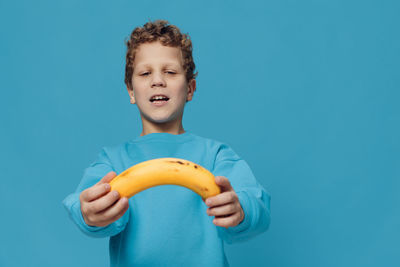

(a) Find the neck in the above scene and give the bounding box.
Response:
[140,118,185,136]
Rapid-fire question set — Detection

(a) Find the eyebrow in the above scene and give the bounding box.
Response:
[136,62,181,69]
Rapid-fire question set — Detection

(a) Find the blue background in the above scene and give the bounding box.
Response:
[1,0,399,266]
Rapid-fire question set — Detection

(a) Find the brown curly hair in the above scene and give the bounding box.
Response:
[124,19,198,90]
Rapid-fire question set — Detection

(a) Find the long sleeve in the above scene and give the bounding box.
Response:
[62,148,129,238]
[212,144,271,244]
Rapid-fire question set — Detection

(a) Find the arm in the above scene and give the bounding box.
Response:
[62,148,130,238]
[208,144,271,244]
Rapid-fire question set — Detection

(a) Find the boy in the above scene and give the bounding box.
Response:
[63,19,270,266]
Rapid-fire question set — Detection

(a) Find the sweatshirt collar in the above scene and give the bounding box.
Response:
[129,131,193,143]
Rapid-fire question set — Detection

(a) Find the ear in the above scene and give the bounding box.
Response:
[127,86,136,104]
[186,79,196,102]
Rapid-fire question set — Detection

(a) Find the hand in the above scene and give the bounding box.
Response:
[79,171,129,227]
[205,176,244,228]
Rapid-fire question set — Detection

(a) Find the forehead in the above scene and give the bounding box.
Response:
[134,42,183,68]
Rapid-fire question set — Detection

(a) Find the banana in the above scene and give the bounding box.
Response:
[109,158,221,199]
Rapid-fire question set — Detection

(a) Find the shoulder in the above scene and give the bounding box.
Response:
[190,133,241,160]
[101,141,127,153]
[189,132,224,148]
[94,140,132,161]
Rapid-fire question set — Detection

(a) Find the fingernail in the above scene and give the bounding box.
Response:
[112,191,120,197]
[104,184,111,190]
[206,199,211,206]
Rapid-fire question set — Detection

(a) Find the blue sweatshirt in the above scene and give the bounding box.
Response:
[62,131,271,266]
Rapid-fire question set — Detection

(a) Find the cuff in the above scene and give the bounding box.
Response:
[62,193,114,238]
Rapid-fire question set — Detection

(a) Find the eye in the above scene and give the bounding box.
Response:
[140,72,150,76]
[166,71,176,75]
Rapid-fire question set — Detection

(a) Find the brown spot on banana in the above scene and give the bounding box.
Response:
[166,160,185,165]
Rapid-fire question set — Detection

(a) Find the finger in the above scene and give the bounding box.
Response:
[214,176,233,192]
[96,197,129,223]
[205,191,237,207]
[96,171,117,185]
[108,199,130,222]
[81,172,117,202]
[213,212,242,228]
[81,182,111,202]
[207,202,239,217]
[88,190,121,213]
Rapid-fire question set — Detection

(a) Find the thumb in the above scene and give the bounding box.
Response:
[214,176,233,192]
[97,171,117,185]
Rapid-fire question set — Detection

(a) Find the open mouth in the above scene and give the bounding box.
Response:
[150,95,170,103]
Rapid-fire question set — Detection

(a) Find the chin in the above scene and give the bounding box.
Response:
[143,112,175,124]
[150,117,172,124]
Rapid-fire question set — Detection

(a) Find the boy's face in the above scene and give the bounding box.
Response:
[128,41,196,130]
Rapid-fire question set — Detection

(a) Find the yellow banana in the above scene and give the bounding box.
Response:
[109,158,221,199]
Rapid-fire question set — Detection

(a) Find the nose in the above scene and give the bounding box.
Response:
[151,71,166,88]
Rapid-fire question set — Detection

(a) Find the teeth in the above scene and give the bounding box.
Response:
[151,95,168,100]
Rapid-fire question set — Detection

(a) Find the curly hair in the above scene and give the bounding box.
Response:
[124,19,198,90]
